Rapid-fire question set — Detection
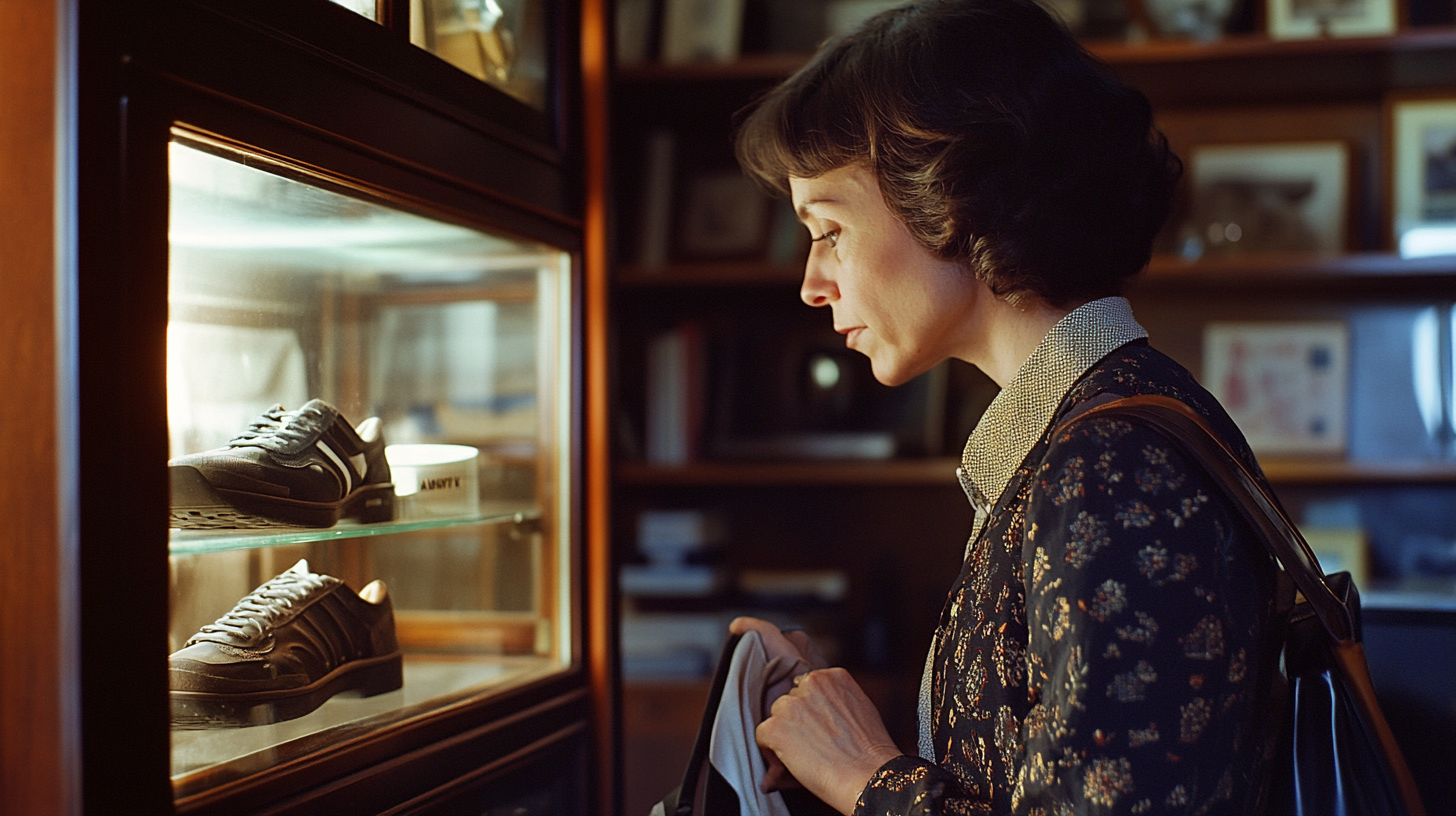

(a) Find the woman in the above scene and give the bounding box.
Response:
[727,2,1281,814]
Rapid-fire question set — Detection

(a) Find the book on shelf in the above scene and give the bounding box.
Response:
[646,321,707,464]
[636,129,676,271]
[620,563,726,597]
[661,0,745,64]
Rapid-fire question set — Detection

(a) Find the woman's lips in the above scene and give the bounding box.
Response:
[839,327,865,346]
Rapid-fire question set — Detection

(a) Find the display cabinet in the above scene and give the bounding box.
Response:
[72,1,614,813]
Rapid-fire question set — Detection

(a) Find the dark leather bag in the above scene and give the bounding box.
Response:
[1067,395,1426,816]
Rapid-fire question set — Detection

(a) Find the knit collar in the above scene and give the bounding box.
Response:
[959,297,1147,514]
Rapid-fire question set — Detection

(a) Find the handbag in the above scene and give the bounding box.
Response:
[1066,395,1426,816]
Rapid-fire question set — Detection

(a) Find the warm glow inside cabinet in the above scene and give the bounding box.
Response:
[75,2,612,813]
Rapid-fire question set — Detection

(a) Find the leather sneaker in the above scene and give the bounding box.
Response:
[169,399,395,529]
[169,559,403,728]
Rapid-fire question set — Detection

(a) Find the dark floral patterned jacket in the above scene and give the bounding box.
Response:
[855,299,1280,816]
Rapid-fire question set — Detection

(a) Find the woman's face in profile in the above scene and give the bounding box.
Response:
[791,165,980,387]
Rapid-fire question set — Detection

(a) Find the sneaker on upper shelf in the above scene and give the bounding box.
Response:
[169,399,395,529]
[168,559,403,728]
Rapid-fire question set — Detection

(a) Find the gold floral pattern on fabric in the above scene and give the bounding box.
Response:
[855,341,1279,816]
[1087,579,1128,622]
[1136,545,1198,586]
[1064,511,1112,569]
[1179,697,1213,743]
[1128,724,1161,748]
[1107,660,1158,703]
[1082,757,1136,807]
[1115,611,1159,645]
[1180,616,1227,661]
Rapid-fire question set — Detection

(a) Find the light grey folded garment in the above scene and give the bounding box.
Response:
[647,630,810,816]
[707,629,808,816]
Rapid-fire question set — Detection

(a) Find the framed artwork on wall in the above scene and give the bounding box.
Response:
[1202,320,1349,456]
[1178,141,1350,259]
[675,169,771,260]
[1266,0,1397,38]
[661,0,745,63]
[1388,94,1456,258]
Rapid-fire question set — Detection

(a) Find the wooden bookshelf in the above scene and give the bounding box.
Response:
[616,456,1456,486]
[1259,458,1456,483]
[617,28,1456,83]
[1089,28,1456,63]
[616,259,802,287]
[616,458,962,486]
[1136,252,1456,292]
[616,252,1456,289]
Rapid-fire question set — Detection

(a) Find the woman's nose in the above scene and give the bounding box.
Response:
[800,253,837,308]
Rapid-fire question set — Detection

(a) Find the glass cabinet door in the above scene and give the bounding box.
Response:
[410,0,549,110]
[164,130,574,788]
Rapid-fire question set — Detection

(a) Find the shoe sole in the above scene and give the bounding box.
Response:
[169,651,404,729]
[169,465,395,529]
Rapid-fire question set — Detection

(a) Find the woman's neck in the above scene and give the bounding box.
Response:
[967,295,1080,388]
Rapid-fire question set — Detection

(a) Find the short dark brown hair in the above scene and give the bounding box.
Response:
[734,0,1181,307]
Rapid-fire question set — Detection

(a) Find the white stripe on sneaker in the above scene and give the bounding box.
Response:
[317,440,352,495]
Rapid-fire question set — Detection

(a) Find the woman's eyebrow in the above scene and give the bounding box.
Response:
[795,198,837,222]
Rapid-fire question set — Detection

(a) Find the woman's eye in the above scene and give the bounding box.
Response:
[812,230,840,248]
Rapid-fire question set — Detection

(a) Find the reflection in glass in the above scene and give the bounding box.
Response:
[410,0,548,109]
[329,0,379,21]
[166,133,571,784]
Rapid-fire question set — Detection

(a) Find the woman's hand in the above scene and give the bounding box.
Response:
[758,668,903,816]
[729,618,902,816]
[728,617,825,792]
[729,616,829,672]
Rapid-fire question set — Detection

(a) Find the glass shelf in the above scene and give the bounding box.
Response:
[168,507,541,555]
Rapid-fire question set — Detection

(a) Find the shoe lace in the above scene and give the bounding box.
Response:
[228,403,326,453]
[188,566,338,649]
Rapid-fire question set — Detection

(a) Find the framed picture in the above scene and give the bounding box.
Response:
[825,0,906,35]
[661,0,745,63]
[675,169,770,259]
[1180,141,1349,258]
[1202,321,1349,456]
[1388,94,1456,257]
[1266,0,1396,39]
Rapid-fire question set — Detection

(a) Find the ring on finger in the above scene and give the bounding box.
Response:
[793,672,811,687]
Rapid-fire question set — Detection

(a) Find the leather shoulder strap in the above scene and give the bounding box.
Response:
[1056,394,1355,644]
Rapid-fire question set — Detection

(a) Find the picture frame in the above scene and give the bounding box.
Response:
[674,168,771,260]
[661,0,745,64]
[1387,94,1456,257]
[1180,141,1350,258]
[1266,0,1397,39]
[825,0,906,36]
[1202,320,1349,456]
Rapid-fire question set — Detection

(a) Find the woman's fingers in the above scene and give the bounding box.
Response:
[729,616,816,668]
[755,668,903,816]
[759,747,802,793]
[783,629,830,670]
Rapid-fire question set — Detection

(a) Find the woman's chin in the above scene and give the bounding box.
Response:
[869,356,925,388]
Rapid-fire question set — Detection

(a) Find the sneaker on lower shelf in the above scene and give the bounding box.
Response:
[169,399,395,529]
[168,559,403,728]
